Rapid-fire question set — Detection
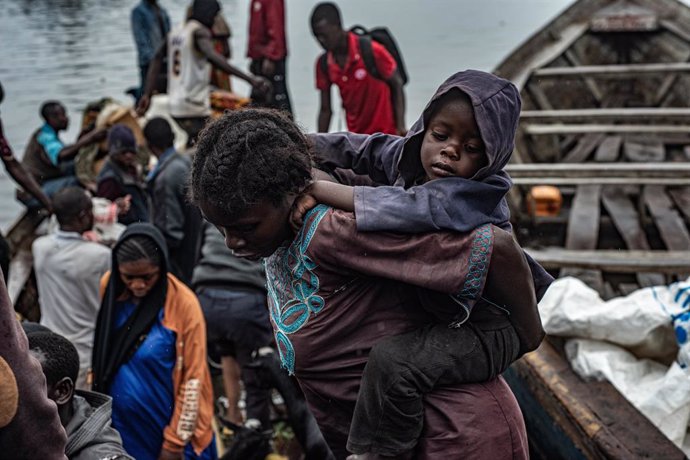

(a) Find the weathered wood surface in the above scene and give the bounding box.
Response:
[562,133,605,163]
[623,141,665,162]
[526,249,690,273]
[601,187,665,286]
[562,185,603,292]
[594,136,622,162]
[668,187,690,222]
[532,62,690,78]
[506,341,685,459]
[642,186,690,250]
[505,162,690,178]
[521,108,690,122]
[524,124,690,135]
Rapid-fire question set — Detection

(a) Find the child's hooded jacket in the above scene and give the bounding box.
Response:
[310,69,553,298]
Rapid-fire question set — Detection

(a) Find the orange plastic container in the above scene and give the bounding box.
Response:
[526,185,563,217]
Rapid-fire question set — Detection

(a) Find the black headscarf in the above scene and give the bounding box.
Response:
[91,223,169,392]
[189,0,220,29]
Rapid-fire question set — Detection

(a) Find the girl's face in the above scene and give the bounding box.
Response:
[200,197,295,260]
[420,95,488,181]
[119,259,160,299]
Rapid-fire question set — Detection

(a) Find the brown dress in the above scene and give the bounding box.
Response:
[264,206,528,459]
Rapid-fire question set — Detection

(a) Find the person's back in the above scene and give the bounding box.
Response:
[27,330,131,460]
[145,118,201,285]
[33,187,111,389]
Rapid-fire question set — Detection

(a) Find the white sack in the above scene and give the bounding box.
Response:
[566,338,690,452]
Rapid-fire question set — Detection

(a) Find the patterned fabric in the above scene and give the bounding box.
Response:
[264,205,329,373]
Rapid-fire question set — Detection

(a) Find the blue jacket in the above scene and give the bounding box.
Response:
[131,1,171,67]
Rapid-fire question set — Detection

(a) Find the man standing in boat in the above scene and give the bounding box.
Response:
[130,0,171,103]
[136,0,270,146]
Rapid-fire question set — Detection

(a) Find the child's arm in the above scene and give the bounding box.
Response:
[353,175,512,233]
[290,180,355,231]
[308,132,404,185]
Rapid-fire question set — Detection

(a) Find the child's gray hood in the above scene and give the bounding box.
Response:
[398,69,521,184]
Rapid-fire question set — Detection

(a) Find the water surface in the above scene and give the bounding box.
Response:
[0,0,594,230]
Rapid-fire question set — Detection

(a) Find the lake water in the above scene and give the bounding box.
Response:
[0,0,622,230]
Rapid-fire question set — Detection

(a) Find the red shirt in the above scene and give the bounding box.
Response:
[247,0,287,61]
[316,32,397,135]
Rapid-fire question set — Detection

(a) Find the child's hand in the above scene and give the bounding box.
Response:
[290,191,318,232]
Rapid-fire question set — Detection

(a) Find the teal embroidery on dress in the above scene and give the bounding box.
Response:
[450,224,493,325]
[264,205,329,374]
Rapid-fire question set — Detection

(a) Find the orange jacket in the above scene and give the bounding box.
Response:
[100,272,214,455]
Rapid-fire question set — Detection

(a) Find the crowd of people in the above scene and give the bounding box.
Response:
[0,0,551,459]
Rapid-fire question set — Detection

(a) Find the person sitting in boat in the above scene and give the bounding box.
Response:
[27,330,132,460]
[144,117,201,286]
[0,81,52,211]
[97,124,150,225]
[136,0,271,146]
[32,186,111,390]
[293,69,551,458]
[190,108,536,459]
[21,101,106,202]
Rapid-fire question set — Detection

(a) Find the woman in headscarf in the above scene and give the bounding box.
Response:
[91,223,216,460]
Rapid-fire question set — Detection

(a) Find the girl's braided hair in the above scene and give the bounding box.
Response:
[190,108,313,218]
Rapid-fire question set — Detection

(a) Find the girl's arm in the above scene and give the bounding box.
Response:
[290,180,355,231]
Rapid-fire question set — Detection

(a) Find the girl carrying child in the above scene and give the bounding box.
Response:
[294,69,551,458]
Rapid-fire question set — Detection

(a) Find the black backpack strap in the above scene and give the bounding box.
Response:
[357,35,382,81]
[319,52,330,84]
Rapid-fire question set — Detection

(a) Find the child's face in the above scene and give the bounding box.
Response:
[200,197,294,261]
[420,96,487,181]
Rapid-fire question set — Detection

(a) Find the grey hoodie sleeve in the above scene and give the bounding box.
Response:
[353,177,512,233]
[308,132,404,185]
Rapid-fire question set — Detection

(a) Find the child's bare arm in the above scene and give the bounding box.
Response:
[290,180,355,231]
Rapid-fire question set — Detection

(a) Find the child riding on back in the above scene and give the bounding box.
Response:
[296,69,551,458]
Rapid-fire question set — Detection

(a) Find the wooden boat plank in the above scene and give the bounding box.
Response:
[532,62,690,78]
[562,184,604,293]
[565,185,602,250]
[506,162,690,177]
[526,249,690,273]
[520,108,690,122]
[643,186,690,250]
[590,2,658,32]
[668,187,690,223]
[594,136,622,162]
[563,49,604,103]
[623,141,665,162]
[506,341,684,459]
[510,22,589,89]
[513,177,690,186]
[7,249,32,306]
[562,133,605,163]
[525,124,690,135]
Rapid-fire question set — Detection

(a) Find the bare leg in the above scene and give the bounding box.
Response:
[221,355,243,424]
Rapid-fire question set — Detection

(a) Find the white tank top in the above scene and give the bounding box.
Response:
[167,20,212,117]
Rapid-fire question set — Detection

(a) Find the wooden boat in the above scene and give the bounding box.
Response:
[5,209,44,322]
[494,0,690,457]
